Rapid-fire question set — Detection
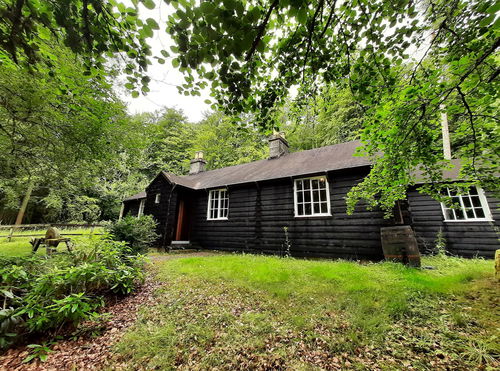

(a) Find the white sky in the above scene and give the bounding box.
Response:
[118,2,210,122]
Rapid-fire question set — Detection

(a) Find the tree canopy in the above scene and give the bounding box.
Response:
[0,0,166,96]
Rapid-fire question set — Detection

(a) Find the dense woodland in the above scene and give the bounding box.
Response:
[0,52,363,224]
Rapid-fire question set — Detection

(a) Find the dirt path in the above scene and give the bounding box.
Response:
[0,252,218,371]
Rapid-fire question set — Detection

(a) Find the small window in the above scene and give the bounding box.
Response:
[441,186,492,222]
[155,193,161,204]
[207,189,229,220]
[294,176,331,217]
[138,199,145,217]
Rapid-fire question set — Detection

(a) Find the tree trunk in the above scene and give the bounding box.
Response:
[14,180,34,226]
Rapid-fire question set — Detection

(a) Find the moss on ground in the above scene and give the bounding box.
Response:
[115,254,499,370]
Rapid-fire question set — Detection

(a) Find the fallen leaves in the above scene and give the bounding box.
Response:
[0,273,163,371]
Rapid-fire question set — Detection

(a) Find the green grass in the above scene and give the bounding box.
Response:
[115,254,499,370]
[0,228,104,257]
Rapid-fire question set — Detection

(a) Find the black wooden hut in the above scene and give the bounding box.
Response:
[122,135,499,259]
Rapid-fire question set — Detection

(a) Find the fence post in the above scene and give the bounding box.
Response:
[7,228,14,242]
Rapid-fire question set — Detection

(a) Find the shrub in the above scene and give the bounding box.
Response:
[106,215,159,254]
[0,238,145,349]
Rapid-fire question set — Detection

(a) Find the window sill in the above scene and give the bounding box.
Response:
[443,219,493,223]
[294,213,332,218]
[207,218,229,221]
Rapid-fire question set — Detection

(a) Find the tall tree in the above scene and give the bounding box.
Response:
[193,112,267,169]
[279,85,363,151]
[0,49,141,223]
[142,108,196,177]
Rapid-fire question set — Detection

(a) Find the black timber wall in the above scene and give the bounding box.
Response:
[144,175,178,247]
[189,168,391,259]
[123,199,142,217]
[407,189,500,258]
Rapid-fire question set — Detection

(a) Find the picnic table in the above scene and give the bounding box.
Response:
[30,227,73,254]
[31,237,73,254]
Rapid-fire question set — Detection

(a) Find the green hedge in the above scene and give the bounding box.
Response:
[106,215,159,254]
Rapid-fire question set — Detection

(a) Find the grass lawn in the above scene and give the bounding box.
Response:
[0,228,104,257]
[116,254,499,370]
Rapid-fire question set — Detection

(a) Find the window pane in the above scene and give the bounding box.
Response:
[296,180,303,191]
[312,179,319,190]
[304,203,312,215]
[444,208,454,220]
[455,208,465,220]
[313,189,320,203]
[304,190,311,203]
[466,208,475,218]
[298,191,303,203]
[303,179,311,191]
[462,197,472,208]
[320,189,327,202]
[469,186,478,195]
[297,203,304,216]
[471,196,481,207]
[475,208,485,218]
[321,202,328,214]
[313,203,320,213]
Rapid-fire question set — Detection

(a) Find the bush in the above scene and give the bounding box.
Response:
[0,238,145,349]
[106,215,159,254]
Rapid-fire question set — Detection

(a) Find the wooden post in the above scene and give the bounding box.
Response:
[118,203,125,221]
[7,228,14,242]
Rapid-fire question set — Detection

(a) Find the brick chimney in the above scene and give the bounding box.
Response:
[268,131,289,159]
[189,151,207,175]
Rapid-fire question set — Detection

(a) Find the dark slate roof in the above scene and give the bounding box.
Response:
[123,191,146,201]
[413,159,463,184]
[163,140,370,190]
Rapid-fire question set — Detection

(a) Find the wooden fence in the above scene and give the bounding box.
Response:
[0,224,104,242]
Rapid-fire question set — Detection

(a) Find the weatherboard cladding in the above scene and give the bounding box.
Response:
[188,168,390,259]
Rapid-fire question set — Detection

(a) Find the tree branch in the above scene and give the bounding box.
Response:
[302,0,325,83]
[456,85,478,179]
[245,0,280,62]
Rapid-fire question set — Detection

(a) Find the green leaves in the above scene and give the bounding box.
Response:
[0,0,154,96]
[146,18,160,30]
[141,0,156,10]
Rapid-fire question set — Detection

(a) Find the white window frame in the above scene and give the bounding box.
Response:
[207,188,229,220]
[293,176,331,218]
[137,199,145,217]
[440,186,493,222]
[155,193,161,204]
